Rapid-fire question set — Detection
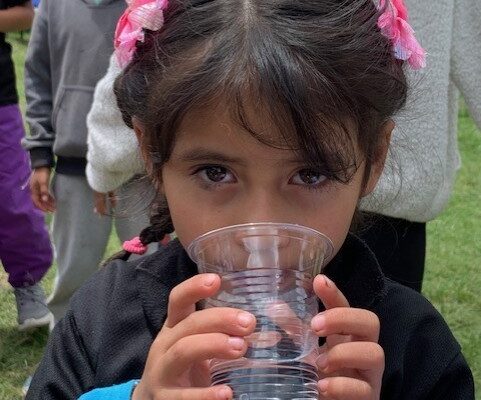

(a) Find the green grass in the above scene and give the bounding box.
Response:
[10,32,28,114]
[1,32,480,399]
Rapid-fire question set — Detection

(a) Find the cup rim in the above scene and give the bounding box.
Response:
[187,222,334,262]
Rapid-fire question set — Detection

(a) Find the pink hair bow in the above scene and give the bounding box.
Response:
[115,0,169,68]
[377,0,426,69]
[123,236,148,255]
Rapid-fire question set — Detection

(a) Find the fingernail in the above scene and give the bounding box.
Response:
[217,386,231,400]
[204,274,217,287]
[323,275,333,288]
[318,379,329,394]
[311,314,326,332]
[227,337,245,351]
[237,312,255,328]
[316,352,328,369]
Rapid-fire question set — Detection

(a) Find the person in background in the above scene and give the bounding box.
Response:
[22,0,151,325]
[0,0,53,330]
[359,0,481,292]
[86,53,146,206]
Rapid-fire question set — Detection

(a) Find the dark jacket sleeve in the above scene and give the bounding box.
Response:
[25,257,153,399]
[378,282,475,399]
[22,0,56,168]
[25,311,96,399]
[425,352,475,399]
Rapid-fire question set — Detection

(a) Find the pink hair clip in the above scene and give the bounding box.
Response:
[123,236,148,255]
[114,0,169,68]
[377,0,426,69]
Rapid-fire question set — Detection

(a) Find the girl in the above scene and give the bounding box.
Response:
[26,0,474,399]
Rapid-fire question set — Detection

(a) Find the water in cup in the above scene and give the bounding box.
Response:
[188,223,333,400]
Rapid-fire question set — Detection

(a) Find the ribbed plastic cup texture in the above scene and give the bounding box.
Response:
[188,223,333,400]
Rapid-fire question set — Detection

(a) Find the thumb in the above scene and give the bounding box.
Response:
[314,275,350,310]
[39,180,50,202]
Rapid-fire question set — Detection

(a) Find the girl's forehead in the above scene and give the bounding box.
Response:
[173,118,298,164]
[176,100,293,150]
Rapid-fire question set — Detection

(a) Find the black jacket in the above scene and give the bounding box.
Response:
[26,235,475,399]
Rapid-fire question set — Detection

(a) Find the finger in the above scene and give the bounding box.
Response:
[326,334,351,348]
[108,191,117,208]
[39,180,51,205]
[30,180,45,211]
[163,307,255,350]
[319,376,374,400]
[316,342,384,376]
[166,274,221,328]
[150,386,233,400]
[314,275,350,310]
[162,333,247,381]
[44,194,56,212]
[94,193,107,216]
[311,308,380,342]
[96,202,107,216]
[39,186,56,212]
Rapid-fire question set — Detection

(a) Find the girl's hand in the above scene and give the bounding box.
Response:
[30,167,56,212]
[311,275,384,400]
[132,273,257,400]
[93,190,116,216]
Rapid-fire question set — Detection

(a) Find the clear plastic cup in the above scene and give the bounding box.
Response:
[187,223,334,400]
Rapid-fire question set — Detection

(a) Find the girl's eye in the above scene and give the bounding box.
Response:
[197,166,236,184]
[290,169,327,187]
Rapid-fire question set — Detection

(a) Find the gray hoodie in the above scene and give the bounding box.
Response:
[361,0,481,222]
[23,0,126,174]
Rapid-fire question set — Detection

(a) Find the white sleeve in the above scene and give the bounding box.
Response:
[451,0,481,130]
[86,54,145,193]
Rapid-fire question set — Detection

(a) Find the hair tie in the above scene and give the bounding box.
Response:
[114,0,169,68]
[123,237,148,255]
[377,0,426,69]
[114,0,426,69]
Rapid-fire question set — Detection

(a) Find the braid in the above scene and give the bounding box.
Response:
[103,196,174,266]
[139,196,175,246]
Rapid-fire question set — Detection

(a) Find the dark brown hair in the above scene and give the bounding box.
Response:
[114,0,408,250]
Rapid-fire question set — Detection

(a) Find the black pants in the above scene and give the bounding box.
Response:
[357,214,426,292]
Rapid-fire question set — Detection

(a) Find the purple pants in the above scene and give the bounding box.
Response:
[0,104,53,287]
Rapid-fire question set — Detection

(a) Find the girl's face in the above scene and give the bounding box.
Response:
[148,104,390,257]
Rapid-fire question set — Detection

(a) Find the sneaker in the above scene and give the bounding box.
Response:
[22,375,32,398]
[14,283,53,331]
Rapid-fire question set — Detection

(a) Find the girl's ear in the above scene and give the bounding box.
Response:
[362,119,395,197]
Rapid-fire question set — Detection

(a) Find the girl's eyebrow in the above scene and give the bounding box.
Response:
[177,148,313,166]
[177,148,247,165]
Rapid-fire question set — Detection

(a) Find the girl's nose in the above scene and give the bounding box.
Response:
[237,188,289,226]
[234,227,291,269]
[235,228,291,250]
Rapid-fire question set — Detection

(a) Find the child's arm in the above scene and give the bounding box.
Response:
[27,271,256,400]
[422,352,474,399]
[86,54,145,194]
[0,1,33,33]
[22,0,55,170]
[25,312,96,399]
[77,380,139,400]
[22,0,57,213]
[451,0,481,131]
[313,275,475,400]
